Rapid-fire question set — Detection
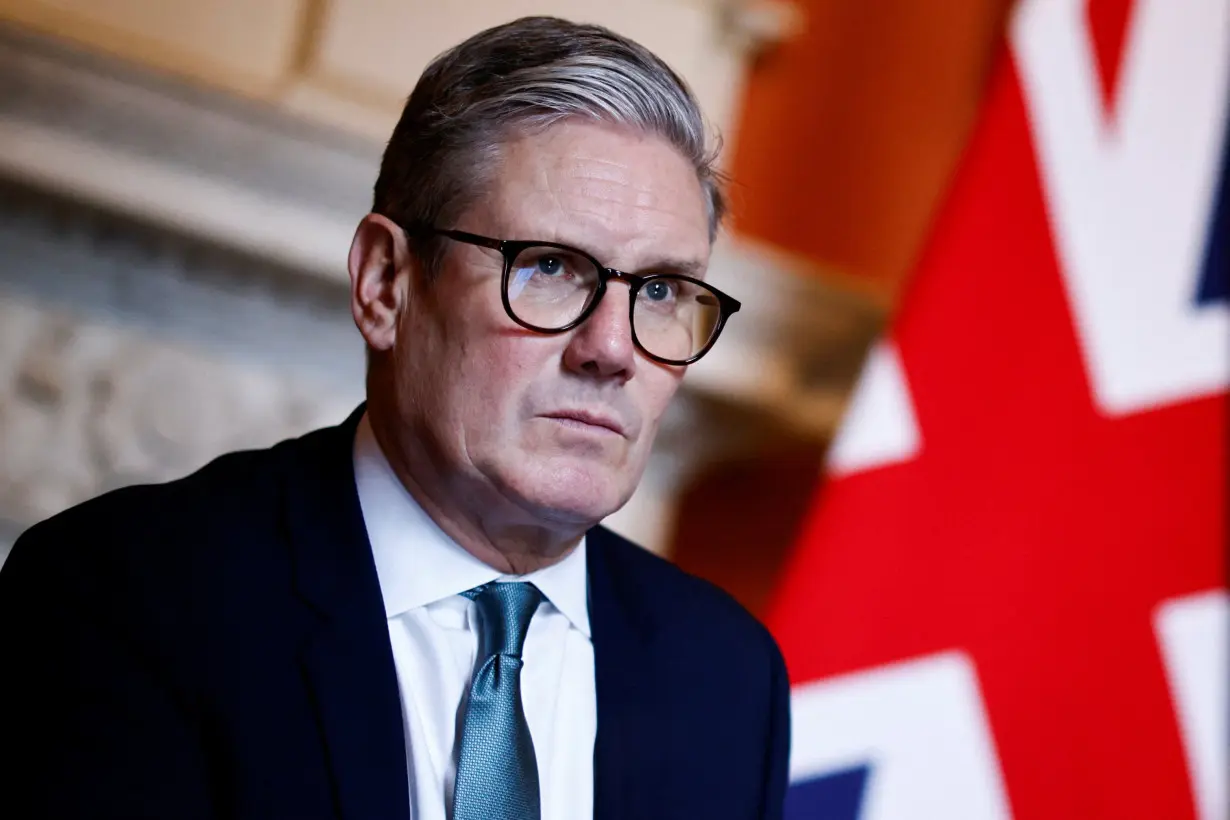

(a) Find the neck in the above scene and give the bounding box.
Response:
[366,409,584,576]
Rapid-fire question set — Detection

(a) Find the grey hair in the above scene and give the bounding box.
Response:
[372,16,725,273]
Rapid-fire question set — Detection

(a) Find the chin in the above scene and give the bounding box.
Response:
[496,453,636,526]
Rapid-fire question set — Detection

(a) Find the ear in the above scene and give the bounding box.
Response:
[349,213,413,351]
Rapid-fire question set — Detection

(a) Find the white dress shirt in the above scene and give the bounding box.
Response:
[353,415,596,820]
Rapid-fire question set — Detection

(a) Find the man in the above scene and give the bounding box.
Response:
[0,16,789,820]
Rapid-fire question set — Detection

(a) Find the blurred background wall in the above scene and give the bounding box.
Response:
[0,0,1007,609]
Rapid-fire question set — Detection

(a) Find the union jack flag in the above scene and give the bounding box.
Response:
[770,1,1229,818]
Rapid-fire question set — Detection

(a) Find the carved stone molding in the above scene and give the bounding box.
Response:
[0,176,364,561]
[0,293,360,556]
[0,23,379,282]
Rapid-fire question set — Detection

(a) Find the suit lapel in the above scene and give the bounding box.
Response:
[588,529,667,820]
[283,407,410,820]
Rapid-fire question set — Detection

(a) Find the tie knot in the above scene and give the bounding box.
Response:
[465,582,543,659]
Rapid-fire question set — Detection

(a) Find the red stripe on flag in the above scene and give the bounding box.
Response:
[1086,0,1137,118]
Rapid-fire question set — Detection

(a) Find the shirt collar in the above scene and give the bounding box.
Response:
[352,413,590,638]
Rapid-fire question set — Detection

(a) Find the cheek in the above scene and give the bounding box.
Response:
[460,337,552,437]
[630,367,686,452]
[392,304,492,444]
[403,286,531,432]
[650,369,684,414]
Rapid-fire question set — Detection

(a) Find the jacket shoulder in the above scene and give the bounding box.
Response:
[15,441,284,550]
[590,525,782,660]
[0,420,346,597]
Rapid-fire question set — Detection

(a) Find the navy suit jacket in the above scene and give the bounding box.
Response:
[0,410,789,819]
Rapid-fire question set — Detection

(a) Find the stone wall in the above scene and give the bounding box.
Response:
[0,179,363,561]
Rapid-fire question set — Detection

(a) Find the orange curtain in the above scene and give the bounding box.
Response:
[728,0,1014,289]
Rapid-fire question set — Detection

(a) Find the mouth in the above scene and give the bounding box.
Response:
[540,409,627,437]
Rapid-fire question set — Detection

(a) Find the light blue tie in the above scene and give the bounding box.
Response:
[452,582,544,820]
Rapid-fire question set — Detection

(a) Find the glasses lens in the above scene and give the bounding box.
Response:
[632,277,723,363]
[506,246,600,330]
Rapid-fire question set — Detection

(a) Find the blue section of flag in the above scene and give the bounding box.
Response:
[784,764,871,820]
[1195,85,1229,306]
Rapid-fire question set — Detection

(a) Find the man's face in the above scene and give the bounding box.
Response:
[391,121,711,525]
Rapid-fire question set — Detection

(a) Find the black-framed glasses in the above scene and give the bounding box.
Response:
[411,226,741,366]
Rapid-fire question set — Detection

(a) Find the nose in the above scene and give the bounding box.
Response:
[561,282,637,382]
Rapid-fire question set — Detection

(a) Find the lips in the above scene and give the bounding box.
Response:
[541,409,627,437]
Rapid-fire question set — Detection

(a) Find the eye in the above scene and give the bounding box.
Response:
[643,279,678,303]
[536,255,565,276]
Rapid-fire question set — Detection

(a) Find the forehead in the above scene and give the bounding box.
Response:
[474,121,712,269]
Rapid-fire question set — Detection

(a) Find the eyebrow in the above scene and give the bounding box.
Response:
[628,256,708,278]
[554,239,707,278]
[521,230,708,279]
